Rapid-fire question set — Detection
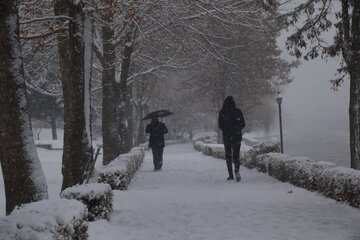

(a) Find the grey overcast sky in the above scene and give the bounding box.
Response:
[275,23,350,166]
[282,56,349,133]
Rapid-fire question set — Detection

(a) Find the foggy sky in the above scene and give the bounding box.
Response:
[276,31,350,166]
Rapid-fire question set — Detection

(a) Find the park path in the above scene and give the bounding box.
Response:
[89,143,360,240]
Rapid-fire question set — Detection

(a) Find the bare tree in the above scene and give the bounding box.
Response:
[17,0,64,141]
[0,0,48,215]
[139,1,294,141]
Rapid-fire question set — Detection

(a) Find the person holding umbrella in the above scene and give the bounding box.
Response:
[145,111,170,171]
[218,96,246,182]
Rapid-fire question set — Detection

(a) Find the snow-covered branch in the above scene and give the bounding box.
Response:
[20,15,72,24]
[20,26,68,40]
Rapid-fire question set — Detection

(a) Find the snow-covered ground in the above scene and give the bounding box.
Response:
[89,144,360,240]
[1,131,359,239]
[0,148,64,216]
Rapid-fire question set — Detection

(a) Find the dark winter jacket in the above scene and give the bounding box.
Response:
[218,96,246,145]
[146,121,168,148]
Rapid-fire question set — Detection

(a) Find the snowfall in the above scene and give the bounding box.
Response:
[1,132,360,240]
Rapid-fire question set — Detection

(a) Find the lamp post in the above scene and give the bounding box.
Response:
[277,92,284,154]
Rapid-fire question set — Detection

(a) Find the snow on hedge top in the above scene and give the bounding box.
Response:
[61,183,111,200]
[261,152,289,160]
[264,152,337,166]
[203,143,224,149]
[0,199,87,239]
[99,147,144,173]
[260,152,360,181]
[254,140,279,148]
[192,131,217,141]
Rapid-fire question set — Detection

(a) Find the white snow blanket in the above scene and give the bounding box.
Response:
[61,183,113,221]
[194,139,254,160]
[97,147,145,190]
[88,144,360,240]
[0,199,88,240]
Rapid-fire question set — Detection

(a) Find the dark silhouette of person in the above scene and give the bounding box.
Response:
[218,96,246,182]
[146,117,168,171]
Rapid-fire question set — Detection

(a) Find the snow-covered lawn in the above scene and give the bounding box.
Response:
[0,148,64,216]
[89,144,360,240]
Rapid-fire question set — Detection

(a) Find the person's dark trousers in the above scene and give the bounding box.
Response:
[224,142,241,177]
[152,147,164,170]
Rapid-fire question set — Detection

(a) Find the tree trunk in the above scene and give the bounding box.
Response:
[127,83,133,148]
[348,1,360,170]
[349,68,360,170]
[0,0,48,215]
[135,103,146,145]
[101,23,123,165]
[50,116,57,140]
[117,24,133,154]
[55,1,93,191]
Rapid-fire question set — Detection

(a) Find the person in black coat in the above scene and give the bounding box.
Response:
[218,96,246,181]
[146,117,168,171]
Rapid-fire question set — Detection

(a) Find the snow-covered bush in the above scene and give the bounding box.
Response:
[192,131,217,142]
[165,139,187,145]
[243,141,280,169]
[140,140,187,151]
[194,140,250,161]
[255,153,360,208]
[61,183,113,221]
[98,147,145,190]
[194,139,279,168]
[193,140,206,152]
[194,138,360,207]
[0,199,88,240]
[138,142,149,151]
[202,144,225,159]
[193,140,225,157]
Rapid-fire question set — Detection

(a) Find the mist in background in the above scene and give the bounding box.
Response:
[276,31,350,167]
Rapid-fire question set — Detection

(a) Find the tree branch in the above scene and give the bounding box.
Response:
[20,15,72,24]
[20,27,68,40]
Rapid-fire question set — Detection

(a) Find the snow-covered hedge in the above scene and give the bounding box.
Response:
[193,141,225,158]
[61,183,113,221]
[192,131,217,143]
[193,140,206,152]
[254,153,360,208]
[97,147,145,190]
[194,139,360,207]
[193,139,255,162]
[165,139,187,145]
[0,199,88,240]
[205,144,225,158]
[242,142,360,207]
[139,139,187,151]
[242,141,280,169]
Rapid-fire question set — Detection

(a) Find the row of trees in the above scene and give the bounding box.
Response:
[129,1,294,143]
[2,0,359,216]
[1,0,288,215]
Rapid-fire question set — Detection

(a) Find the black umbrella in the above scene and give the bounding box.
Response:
[142,109,173,120]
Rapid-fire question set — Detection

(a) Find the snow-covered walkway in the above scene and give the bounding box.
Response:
[89,144,360,240]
